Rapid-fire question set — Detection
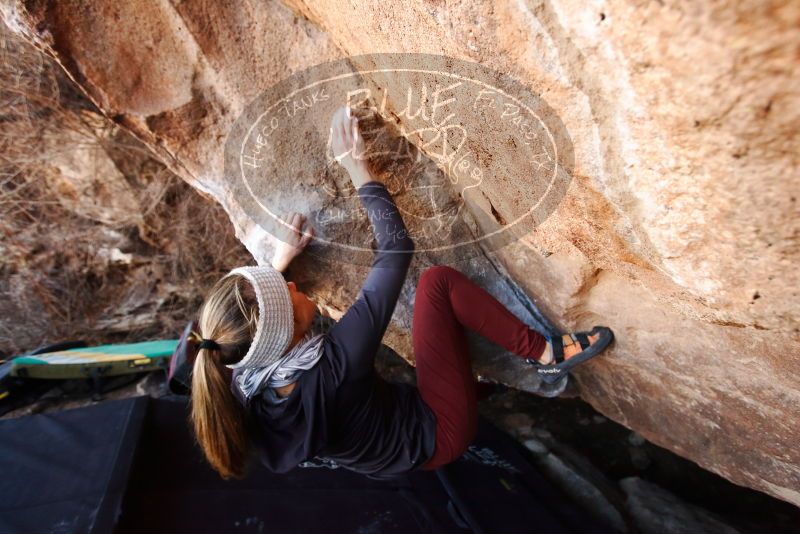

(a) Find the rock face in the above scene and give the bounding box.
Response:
[2,0,798,505]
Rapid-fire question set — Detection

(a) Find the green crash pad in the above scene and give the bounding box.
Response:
[11,340,178,379]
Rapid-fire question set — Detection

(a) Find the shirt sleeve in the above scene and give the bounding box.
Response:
[326,180,415,384]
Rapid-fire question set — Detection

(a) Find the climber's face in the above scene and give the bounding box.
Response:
[287,281,317,338]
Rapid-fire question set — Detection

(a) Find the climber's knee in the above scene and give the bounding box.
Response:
[418,265,459,294]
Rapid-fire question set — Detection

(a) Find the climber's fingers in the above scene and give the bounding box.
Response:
[352,117,366,161]
[329,109,340,142]
[342,107,353,148]
[295,212,304,226]
[283,212,314,247]
[336,107,347,145]
[331,106,354,162]
[279,212,296,235]
[300,225,315,246]
[283,211,297,234]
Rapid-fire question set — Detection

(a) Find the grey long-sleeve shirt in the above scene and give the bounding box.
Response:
[233,181,437,479]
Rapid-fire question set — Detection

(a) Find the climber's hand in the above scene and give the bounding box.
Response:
[270,211,315,272]
[330,105,372,188]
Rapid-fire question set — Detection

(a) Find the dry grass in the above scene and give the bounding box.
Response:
[0,23,251,357]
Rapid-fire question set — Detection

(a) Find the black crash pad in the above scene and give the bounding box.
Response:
[0,396,611,533]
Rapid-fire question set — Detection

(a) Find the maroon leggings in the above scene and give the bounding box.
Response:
[414,265,546,471]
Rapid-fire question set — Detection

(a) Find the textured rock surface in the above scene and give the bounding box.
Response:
[621,477,741,534]
[2,0,798,504]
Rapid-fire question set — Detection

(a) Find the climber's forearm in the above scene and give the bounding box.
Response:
[347,163,373,189]
[270,256,290,273]
[358,181,414,257]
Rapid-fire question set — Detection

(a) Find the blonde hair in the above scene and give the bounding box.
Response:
[190,274,259,479]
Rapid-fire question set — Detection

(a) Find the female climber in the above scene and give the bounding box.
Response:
[188,106,614,480]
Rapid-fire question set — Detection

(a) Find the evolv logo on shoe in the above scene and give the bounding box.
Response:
[537,368,562,374]
[225,53,574,267]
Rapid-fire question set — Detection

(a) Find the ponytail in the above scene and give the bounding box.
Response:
[190,275,258,479]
